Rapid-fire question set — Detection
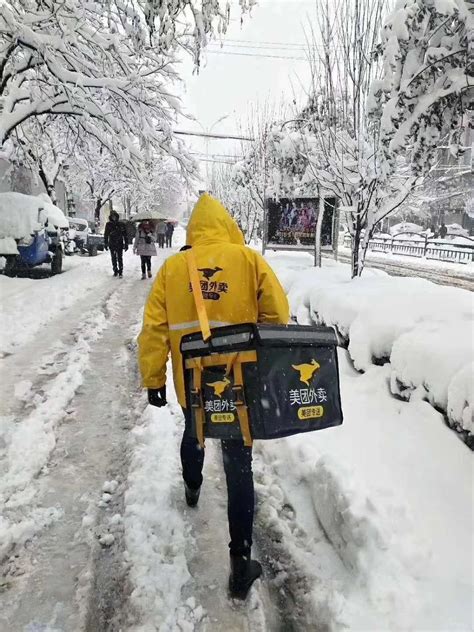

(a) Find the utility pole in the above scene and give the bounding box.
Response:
[195,115,230,192]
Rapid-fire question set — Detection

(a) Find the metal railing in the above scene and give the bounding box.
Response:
[343,232,474,265]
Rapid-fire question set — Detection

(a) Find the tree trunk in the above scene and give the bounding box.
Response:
[351,222,361,279]
[314,194,325,267]
[37,162,57,204]
[94,198,103,222]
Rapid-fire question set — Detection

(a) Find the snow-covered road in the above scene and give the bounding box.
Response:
[0,250,154,630]
[0,242,472,631]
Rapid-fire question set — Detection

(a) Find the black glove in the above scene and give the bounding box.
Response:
[148,387,167,408]
[104,245,109,251]
[124,245,128,252]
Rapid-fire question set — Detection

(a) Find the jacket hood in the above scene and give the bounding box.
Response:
[186,193,244,247]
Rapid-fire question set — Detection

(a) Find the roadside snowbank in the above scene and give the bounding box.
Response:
[258,353,473,630]
[270,255,473,436]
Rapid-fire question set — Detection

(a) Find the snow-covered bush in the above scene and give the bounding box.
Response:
[277,259,474,440]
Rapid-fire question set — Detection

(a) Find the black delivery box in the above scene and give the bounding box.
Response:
[180,323,343,443]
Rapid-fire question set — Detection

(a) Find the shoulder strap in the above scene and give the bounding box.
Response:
[186,249,211,342]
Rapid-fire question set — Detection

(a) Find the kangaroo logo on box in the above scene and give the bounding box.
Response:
[207,376,231,398]
[290,359,325,421]
[292,359,320,385]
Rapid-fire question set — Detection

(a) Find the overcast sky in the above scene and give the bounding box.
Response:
[177,0,316,185]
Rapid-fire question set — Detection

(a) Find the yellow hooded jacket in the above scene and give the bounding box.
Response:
[138,194,290,407]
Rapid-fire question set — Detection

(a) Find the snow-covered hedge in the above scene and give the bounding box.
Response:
[271,256,473,438]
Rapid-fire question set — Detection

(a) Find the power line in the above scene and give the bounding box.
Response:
[205,50,308,61]
[191,152,242,159]
[174,129,254,141]
[213,38,343,50]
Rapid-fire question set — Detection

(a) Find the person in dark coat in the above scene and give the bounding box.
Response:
[104,211,128,277]
[165,222,175,248]
[439,223,448,239]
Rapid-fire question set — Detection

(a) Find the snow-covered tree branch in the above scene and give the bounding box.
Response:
[369,0,473,176]
[0,0,196,181]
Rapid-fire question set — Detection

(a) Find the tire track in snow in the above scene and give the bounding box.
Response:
[0,288,117,562]
[0,277,148,631]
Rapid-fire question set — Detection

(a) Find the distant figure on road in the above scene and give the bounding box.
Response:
[439,223,448,239]
[165,222,175,248]
[134,221,157,279]
[104,211,128,278]
[156,221,166,248]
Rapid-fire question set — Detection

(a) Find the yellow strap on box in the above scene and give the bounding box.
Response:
[192,365,205,449]
[186,249,211,342]
[233,360,253,448]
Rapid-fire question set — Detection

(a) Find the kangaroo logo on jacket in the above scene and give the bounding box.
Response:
[290,358,326,420]
[189,266,229,300]
[198,266,222,280]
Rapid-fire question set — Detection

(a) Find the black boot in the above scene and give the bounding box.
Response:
[228,553,262,600]
[184,482,201,507]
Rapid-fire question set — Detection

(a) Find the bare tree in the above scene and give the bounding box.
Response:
[282,0,420,277]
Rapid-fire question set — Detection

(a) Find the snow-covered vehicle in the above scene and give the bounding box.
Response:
[389,221,424,235]
[66,217,104,256]
[0,192,69,277]
[446,223,469,239]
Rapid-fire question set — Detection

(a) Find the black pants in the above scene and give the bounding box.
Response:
[110,248,123,274]
[140,256,151,274]
[180,408,254,557]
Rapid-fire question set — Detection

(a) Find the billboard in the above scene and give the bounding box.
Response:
[266,197,337,250]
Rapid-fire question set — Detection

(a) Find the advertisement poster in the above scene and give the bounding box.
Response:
[266,197,336,250]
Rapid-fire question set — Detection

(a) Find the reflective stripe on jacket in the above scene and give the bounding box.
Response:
[138,193,290,407]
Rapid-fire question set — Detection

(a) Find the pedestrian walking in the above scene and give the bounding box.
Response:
[104,211,128,277]
[134,221,157,279]
[165,221,175,248]
[439,223,448,239]
[156,221,166,248]
[138,193,289,599]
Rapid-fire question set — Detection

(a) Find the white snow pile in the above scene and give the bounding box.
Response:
[275,257,473,437]
[257,354,473,630]
[389,221,424,235]
[0,191,69,240]
[124,402,201,631]
[0,304,108,559]
[0,252,112,356]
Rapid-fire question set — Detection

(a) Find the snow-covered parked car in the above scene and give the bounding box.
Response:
[389,221,424,235]
[0,192,69,277]
[446,223,469,239]
[66,217,104,256]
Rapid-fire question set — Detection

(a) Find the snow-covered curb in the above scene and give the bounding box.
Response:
[123,403,204,631]
[271,256,473,440]
[256,357,473,630]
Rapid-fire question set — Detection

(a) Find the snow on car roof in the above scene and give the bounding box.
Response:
[0,192,69,239]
